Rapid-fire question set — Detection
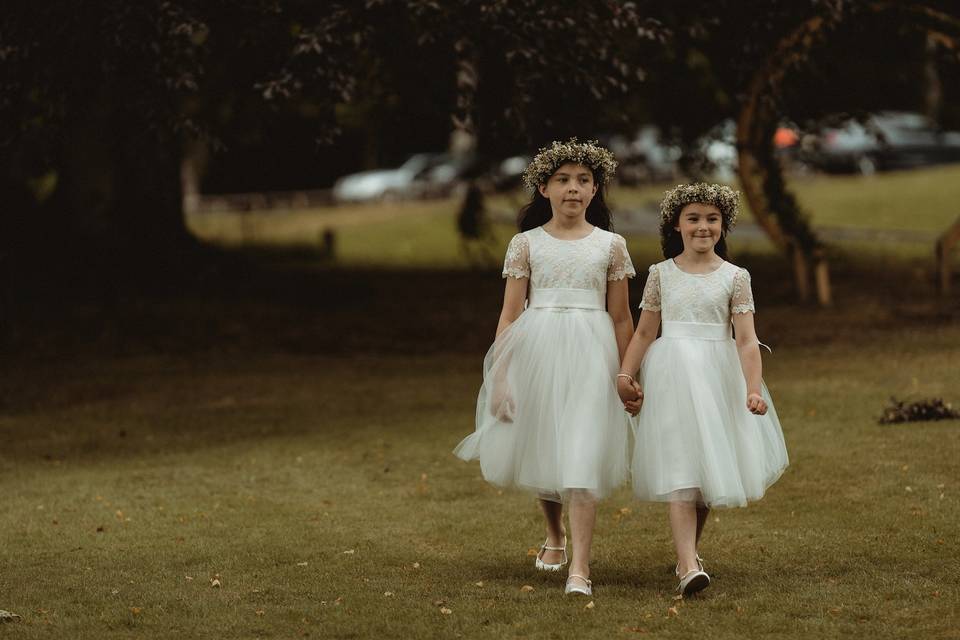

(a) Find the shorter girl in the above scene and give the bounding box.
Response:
[617,183,788,596]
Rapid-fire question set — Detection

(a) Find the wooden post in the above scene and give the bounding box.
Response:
[319,227,336,260]
[791,241,810,303]
[936,215,960,295]
[813,247,832,307]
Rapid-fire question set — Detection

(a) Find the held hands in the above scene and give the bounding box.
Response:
[746,392,768,415]
[617,374,643,417]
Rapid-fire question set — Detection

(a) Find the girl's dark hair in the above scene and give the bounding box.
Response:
[517,165,612,232]
[659,204,730,259]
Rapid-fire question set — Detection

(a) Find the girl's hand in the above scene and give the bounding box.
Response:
[491,382,515,423]
[746,392,767,415]
[618,377,643,416]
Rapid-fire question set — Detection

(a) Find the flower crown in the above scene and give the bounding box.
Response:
[522,138,618,190]
[659,183,740,228]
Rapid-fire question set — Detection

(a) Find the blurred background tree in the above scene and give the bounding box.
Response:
[1,0,958,297]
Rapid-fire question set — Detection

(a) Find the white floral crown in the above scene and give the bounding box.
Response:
[659,183,740,228]
[522,138,618,190]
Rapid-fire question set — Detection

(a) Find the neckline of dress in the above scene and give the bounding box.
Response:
[670,257,727,276]
[538,225,597,242]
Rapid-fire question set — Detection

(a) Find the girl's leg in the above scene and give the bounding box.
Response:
[669,500,700,576]
[567,490,597,579]
[695,503,709,547]
[538,497,566,565]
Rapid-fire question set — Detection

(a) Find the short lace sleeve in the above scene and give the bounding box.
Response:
[502,233,530,279]
[731,268,755,314]
[607,234,636,281]
[639,264,661,312]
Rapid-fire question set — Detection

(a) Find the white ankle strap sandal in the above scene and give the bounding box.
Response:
[534,537,568,571]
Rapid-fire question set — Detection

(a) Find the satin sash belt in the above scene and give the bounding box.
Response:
[661,321,732,341]
[528,288,605,310]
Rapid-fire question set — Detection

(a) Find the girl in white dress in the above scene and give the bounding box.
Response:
[616,183,788,596]
[455,139,636,597]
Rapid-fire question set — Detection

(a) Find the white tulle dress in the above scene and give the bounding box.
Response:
[454,226,635,501]
[631,259,789,508]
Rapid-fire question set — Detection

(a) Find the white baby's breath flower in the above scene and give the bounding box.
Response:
[522,138,618,190]
[659,182,741,228]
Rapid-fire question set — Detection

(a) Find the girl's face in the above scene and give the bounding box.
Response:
[676,202,723,254]
[538,162,597,221]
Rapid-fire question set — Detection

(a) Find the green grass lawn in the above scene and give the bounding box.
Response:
[3,167,959,637]
[1,266,959,638]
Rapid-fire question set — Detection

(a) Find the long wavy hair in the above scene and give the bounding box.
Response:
[659,203,730,259]
[517,165,612,232]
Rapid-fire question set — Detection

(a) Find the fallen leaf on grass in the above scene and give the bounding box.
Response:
[111,589,119,595]
[383,592,394,597]
[667,606,679,617]
[211,575,222,589]
[520,585,535,593]
[619,507,631,515]
[433,599,446,607]
[255,610,265,616]
[474,581,484,587]
[584,601,595,610]
[412,562,421,569]
[828,607,842,616]
[342,549,356,555]
[526,548,539,557]
[184,576,193,581]
[440,607,452,615]
[130,607,142,615]
[297,562,308,567]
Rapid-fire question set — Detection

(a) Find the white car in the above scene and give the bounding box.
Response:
[333,153,444,203]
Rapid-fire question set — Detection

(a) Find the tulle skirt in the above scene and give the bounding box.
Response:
[454,303,631,501]
[631,321,789,508]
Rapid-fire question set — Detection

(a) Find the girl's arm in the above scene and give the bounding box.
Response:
[619,310,660,379]
[495,276,528,338]
[606,277,635,360]
[616,309,660,413]
[732,311,768,415]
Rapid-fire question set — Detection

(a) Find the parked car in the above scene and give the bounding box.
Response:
[333,153,474,203]
[802,111,960,175]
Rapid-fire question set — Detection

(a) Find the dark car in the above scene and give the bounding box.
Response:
[803,112,960,175]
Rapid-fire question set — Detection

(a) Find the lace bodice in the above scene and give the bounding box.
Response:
[502,226,635,291]
[639,259,754,323]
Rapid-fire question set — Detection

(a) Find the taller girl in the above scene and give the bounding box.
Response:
[617,183,788,596]
[455,139,636,597]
